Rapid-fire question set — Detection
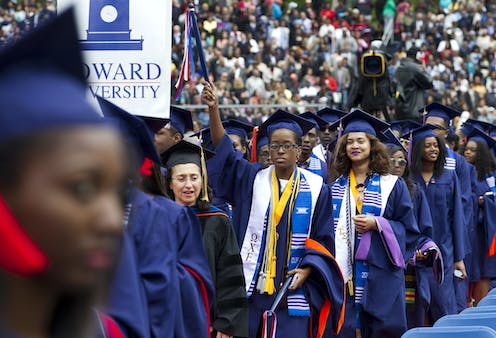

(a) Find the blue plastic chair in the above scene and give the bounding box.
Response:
[488,288,496,296]
[402,326,496,338]
[462,305,496,314]
[479,295,496,307]
[434,313,496,331]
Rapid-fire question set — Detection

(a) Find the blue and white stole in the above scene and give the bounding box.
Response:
[307,153,324,178]
[332,173,398,305]
[445,146,457,171]
[240,166,322,316]
[486,173,496,196]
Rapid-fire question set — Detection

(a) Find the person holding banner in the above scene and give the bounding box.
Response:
[201,80,345,338]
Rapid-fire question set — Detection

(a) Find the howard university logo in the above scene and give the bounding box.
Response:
[80,0,143,50]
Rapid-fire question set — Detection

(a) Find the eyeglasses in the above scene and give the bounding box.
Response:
[390,158,407,167]
[269,143,299,151]
[172,175,201,184]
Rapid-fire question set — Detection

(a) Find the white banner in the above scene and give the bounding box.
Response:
[58,0,171,118]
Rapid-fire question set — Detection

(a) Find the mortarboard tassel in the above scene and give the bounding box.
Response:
[333,119,344,164]
[251,126,258,163]
[0,193,49,276]
[407,130,413,165]
[200,146,209,202]
[139,157,153,176]
[422,108,428,125]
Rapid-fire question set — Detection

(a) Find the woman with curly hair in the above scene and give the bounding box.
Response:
[331,110,419,338]
[163,140,248,338]
[462,128,496,305]
[408,124,468,323]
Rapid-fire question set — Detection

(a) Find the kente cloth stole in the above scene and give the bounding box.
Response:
[241,167,321,317]
[486,173,496,195]
[307,153,323,178]
[331,172,382,306]
[444,147,456,171]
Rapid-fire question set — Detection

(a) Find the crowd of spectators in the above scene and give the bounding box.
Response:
[0,0,56,45]
[3,0,496,128]
[171,0,496,128]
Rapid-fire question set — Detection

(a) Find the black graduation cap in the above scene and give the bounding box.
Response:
[223,119,254,139]
[316,107,347,124]
[161,139,215,170]
[0,8,104,145]
[300,112,329,131]
[420,102,461,124]
[97,97,161,165]
[379,128,406,152]
[467,127,496,149]
[161,140,215,202]
[260,109,315,138]
[390,120,422,137]
[330,109,390,136]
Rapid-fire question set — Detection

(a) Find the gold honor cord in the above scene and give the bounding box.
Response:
[263,169,297,295]
[349,169,363,214]
[200,147,209,202]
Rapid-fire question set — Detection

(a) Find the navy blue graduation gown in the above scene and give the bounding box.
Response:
[107,226,150,338]
[471,176,496,280]
[411,169,468,321]
[333,176,419,338]
[406,185,438,328]
[207,134,345,338]
[152,195,215,338]
[108,189,213,338]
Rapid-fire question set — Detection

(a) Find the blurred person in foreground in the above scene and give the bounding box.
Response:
[0,9,128,338]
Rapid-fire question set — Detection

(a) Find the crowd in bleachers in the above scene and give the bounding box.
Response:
[171,0,496,127]
[0,0,55,45]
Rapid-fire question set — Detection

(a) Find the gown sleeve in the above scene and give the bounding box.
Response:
[202,213,248,337]
[450,172,469,262]
[174,206,215,338]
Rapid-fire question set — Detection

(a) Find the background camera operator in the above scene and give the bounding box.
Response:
[394,46,433,121]
[346,42,394,121]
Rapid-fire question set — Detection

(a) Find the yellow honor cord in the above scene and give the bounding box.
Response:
[349,169,363,214]
[200,147,209,202]
[264,169,296,295]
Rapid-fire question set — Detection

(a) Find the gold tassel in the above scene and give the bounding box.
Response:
[200,146,209,202]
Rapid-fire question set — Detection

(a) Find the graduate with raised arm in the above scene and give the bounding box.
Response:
[201,81,345,338]
[99,98,214,338]
[407,124,468,323]
[330,110,420,338]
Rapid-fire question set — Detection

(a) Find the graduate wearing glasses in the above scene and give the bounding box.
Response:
[330,110,419,338]
[201,81,345,338]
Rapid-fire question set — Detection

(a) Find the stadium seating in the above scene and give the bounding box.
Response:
[401,326,496,337]
[478,295,496,307]
[434,313,496,331]
[461,305,496,314]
